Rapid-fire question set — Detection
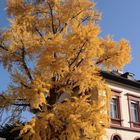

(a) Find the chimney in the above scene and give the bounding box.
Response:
[121,72,135,80]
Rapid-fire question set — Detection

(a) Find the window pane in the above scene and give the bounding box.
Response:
[113,135,121,140]
[131,102,139,122]
[110,98,119,119]
[113,136,120,140]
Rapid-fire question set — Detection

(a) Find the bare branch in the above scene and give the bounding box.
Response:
[20,40,33,81]
[47,2,56,34]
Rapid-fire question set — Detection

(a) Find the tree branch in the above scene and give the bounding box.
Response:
[69,41,86,67]
[0,43,22,61]
[34,26,46,42]
[76,58,84,67]
[20,81,31,89]
[59,8,87,33]
[47,2,56,34]
[20,40,33,81]
[12,103,30,107]
[0,44,8,52]
[96,53,118,65]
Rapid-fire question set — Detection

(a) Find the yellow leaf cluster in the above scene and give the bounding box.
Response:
[98,36,131,70]
[0,0,131,140]
[20,96,110,140]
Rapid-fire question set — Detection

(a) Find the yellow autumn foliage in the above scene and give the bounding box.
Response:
[0,0,131,140]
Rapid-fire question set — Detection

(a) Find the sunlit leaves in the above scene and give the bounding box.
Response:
[0,0,131,140]
[98,36,131,70]
[20,96,109,140]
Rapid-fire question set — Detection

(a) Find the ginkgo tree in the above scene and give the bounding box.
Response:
[0,0,131,140]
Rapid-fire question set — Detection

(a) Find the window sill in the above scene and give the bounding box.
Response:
[111,118,123,126]
[129,121,140,128]
[110,125,140,132]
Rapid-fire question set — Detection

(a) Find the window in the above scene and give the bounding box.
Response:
[128,94,140,128]
[110,98,119,119]
[135,138,140,140]
[111,134,122,140]
[110,90,122,126]
[131,101,139,123]
[113,135,121,140]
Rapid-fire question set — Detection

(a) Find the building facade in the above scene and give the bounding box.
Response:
[102,71,140,140]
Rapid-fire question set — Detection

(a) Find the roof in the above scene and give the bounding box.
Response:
[101,71,140,89]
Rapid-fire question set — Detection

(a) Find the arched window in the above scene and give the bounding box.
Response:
[135,138,140,140]
[113,135,121,140]
[111,134,122,140]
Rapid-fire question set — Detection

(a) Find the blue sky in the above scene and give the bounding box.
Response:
[95,0,140,79]
[1,0,140,93]
[0,0,10,92]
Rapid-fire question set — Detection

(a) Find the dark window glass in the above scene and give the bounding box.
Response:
[131,102,139,122]
[110,98,119,119]
[113,135,121,140]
